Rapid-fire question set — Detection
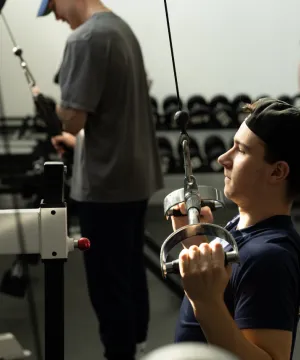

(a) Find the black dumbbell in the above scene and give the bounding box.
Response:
[178,137,204,172]
[163,95,183,129]
[54,70,59,85]
[210,95,235,128]
[157,137,176,174]
[0,259,29,298]
[278,95,293,105]
[150,96,161,129]
[293,93,300,108]
[187,95,211,129]
[204,136,227,172]
[255,94,270,101]
[232,94,252,126]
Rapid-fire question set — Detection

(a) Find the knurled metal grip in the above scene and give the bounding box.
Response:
[184,176,201,210]
[164,185,225,217]
[183,176,202,225]
[160,222,240,278]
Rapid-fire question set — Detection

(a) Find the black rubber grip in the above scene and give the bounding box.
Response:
[34,93,74,160]
[170,209,186,217]
[168,200,216,217]
[34,94,62,137]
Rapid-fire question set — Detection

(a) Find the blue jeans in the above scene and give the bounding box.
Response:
[76,199,149,360]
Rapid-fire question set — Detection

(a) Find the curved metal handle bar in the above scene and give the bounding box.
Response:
[160,222,240,278]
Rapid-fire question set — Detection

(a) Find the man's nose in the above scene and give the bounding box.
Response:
[218,148,232,168]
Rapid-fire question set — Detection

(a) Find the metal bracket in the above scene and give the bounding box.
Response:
[164,185,225,217]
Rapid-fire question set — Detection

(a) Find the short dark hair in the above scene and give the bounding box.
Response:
[243,100,300,201]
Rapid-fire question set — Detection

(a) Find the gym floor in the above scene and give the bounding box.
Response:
[1,201,300,359]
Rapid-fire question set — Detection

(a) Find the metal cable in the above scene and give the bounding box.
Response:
[163,0,182,110]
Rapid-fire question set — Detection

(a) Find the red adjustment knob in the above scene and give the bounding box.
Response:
[75,237,91,251]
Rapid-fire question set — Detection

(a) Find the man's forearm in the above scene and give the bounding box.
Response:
[56,104,86,135]
[192,300,272,360]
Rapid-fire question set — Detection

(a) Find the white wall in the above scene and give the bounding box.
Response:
[1,0,300,117]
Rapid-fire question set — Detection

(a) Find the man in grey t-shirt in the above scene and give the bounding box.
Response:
[37,1,163,359]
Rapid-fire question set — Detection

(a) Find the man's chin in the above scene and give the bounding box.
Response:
[224,188,240,207]
[70,22,81,30]
[224,187,234,201]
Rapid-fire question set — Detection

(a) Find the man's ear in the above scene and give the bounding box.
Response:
[270,161,290,184]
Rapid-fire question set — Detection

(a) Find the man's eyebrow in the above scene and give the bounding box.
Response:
[233,139,251,150]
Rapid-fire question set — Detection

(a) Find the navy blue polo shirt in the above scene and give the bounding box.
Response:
[175,215,300,359]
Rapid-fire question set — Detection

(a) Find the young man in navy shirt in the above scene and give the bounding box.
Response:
[171,98,300,360]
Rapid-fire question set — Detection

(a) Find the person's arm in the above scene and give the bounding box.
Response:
[56,104,86,135]
[181,242,297,360]
[57,36,110,135]
[193,301,283,360]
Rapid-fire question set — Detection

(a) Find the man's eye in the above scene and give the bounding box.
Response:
[238,148,245,154]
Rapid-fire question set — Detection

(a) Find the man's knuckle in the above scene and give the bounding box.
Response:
[200,243,209,251]
[212,263,222,274]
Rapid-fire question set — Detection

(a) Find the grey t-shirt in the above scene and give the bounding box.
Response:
[59,11,163,203]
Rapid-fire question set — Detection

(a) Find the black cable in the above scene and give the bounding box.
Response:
[163,0,182,110]
[1,12,17,47]
[0,14,43,360]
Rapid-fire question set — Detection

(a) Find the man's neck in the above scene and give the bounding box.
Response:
[79,2,111,24]
[237,202,292,230]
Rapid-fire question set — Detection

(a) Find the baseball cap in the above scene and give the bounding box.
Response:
[244,97,300,166]
[37,0,52,17]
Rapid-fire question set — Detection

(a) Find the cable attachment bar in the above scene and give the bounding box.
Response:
[181,137,192,183]
[175,110,202,224]
[12,46,36,88]
[183,175,202,225]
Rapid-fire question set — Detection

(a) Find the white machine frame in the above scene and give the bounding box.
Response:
[0,161,89,360]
